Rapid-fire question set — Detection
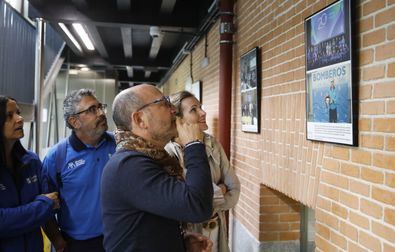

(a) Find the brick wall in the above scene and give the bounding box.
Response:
[163,0,395,250]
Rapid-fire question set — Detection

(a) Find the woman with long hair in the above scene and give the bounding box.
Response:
[0,95,60,252]
[165,91,240,252]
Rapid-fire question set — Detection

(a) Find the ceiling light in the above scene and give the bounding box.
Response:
[80,67,90,72]
[69,69,78,75]
[58,23,82,52]
[72,23,95,51]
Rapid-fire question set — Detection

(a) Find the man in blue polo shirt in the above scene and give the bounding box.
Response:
[42,89,116,251]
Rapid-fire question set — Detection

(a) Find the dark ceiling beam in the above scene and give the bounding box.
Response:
[67,55,172,69]
[160,0,177,14]
[29,0,199,28]
[71,0,88,9]
[117,0,131,10]
[85,24,108,58]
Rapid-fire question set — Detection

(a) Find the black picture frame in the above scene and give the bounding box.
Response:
[240,47,260,133]
[304,0,356,146]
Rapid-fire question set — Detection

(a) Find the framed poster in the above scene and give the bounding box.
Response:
[305,0,356,145]
[240,47,259,133]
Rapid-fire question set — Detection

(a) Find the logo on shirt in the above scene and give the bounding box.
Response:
[26,175,38,184]
[0,183,6,190]
[67,159,86,170]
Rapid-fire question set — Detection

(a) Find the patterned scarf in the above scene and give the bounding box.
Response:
[114,129,184,179]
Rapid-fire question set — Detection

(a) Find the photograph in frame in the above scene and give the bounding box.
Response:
[240,47,259,133]
[304,0,355,145]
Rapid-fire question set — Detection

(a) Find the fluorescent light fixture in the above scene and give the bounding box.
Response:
[69,69,78,75]
[72,23,95,51]
[80,67,90,72]
[59,23,82,52]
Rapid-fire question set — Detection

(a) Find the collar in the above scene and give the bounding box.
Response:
[13,141,28,162]
[69,131,113,152]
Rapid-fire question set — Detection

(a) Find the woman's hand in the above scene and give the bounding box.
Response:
[184,232,213,252]
[218,184,227,195]
[42,192,60,209]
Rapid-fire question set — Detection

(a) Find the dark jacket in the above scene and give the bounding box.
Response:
[101,143,213,252]
[0,143,54,252]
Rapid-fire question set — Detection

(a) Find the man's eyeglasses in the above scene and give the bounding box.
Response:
[136,96,172,112]
[73,103,107,116]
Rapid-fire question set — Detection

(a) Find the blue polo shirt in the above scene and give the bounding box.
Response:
[42,132,116,240]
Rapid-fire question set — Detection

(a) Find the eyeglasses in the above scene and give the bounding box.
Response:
[73,103,107,116]
[136,96,172,112]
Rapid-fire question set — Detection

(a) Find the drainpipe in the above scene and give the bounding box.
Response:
[218,0,234,158]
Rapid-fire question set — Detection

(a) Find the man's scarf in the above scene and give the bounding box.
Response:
[114,129,183,179]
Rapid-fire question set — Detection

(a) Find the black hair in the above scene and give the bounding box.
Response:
[0,96,25,182]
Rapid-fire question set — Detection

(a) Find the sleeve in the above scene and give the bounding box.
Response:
[0,156,55,238]
[119,144,213,223]
[41,149,59,192]
[213,139,240,212]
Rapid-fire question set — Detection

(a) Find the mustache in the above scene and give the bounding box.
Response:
[96,115,107,126]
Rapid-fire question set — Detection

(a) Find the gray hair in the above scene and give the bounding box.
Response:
[63,89,96,129]
[112,88,145,130]
[169,90,195,117]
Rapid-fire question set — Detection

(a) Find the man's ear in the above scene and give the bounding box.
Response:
[68,116,81,129]
[131,111,147,130]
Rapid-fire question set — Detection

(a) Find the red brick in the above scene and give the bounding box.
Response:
[363,28,385,47]
[359,17,373,33]
[385,172,395,188]
[360,231,382,251]
[339,221,358,242]
[373,82,395,98]
[339,191,359,210]
[323,158,340,172]
[332,202,348,219]
[350,180,370,196]
[351,149,371,165]
[384,208,395,226]
[376,41,395,61]
[331,146,349,160]
[358,49,373,66]
[388,100,395,114]
[375,6,395,27]
[360,101,385,115]
[279,231,299,240]
[373,152,395,170]
[388,62,395,78]
[384,243,395,252]
[389,24,395,40]
[349,211,369,229]
[316,235,337,252]
[316,222,330,239]
[360,198,383,219]
[372,221,395,243]
[359,84,372,100]
[363,0,386,15]
[341,163,360,178]
[361,167,384,184]
[360,134,384,149]
[330,230,347,249]
[374,118,395,132]
[363,65,386,81]
[372,187,395,205]
[359,118,371,131]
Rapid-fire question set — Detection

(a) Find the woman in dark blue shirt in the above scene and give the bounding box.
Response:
[0,95,60,252]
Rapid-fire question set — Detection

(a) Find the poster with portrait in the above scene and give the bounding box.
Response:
[305,0,355,145]
[240,47,259,133]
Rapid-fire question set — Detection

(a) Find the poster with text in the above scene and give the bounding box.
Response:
[240,47,259,133]
[305,0,355,145]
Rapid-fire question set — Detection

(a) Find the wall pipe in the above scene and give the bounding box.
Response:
[218,0,234,158]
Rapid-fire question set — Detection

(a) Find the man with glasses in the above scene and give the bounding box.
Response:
[42,89,116,251]
[101,84,213,251]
